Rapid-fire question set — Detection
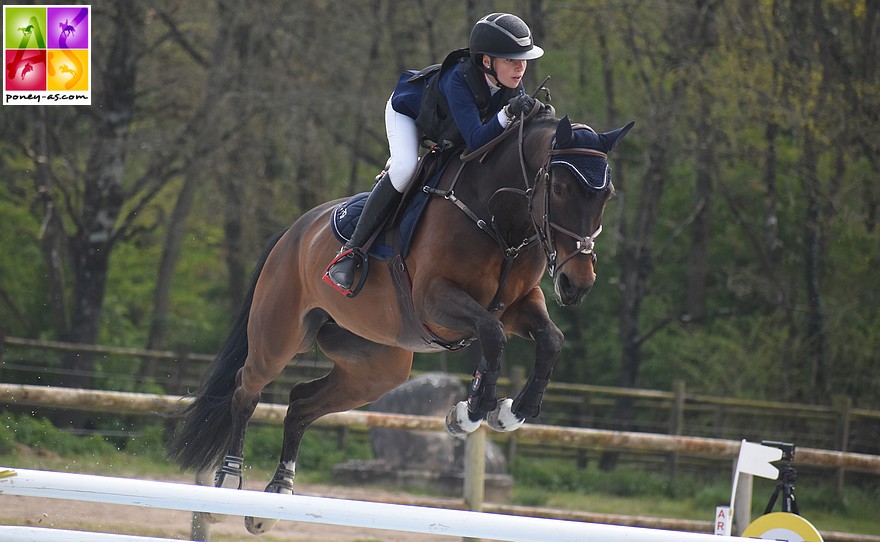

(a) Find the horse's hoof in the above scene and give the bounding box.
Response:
[206,462,243,523]
[445,401,481,439]
[245,515,278,535]
[245,483,294,534]
[487,398,525,432]
[200,511,225,524]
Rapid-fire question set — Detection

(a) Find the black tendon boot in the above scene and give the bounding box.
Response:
[324,174,402,296]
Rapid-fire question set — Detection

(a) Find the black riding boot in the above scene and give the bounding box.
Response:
[326,174,401,292]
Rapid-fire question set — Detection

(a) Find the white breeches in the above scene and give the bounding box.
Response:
[385,96,420,193]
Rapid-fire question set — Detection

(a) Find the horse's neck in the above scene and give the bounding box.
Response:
[461,124,553,239]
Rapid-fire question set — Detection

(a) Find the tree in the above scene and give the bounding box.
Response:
[55,1,146,397]
[146,0,250,355]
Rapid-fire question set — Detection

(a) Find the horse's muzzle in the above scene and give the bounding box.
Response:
[554,269,595,306]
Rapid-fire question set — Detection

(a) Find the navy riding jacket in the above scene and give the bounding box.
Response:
[390,59,519,151]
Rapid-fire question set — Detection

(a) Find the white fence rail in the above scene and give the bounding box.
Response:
[2,384,880,541]
[0,467,752,542]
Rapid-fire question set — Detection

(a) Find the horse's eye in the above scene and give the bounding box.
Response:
[552,181,564,197]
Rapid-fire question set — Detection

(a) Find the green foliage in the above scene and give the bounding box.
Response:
[0,412,117,456]
[0,1,878,414]
[126,424,168,460]
[243,425,372,481]
[511,455,878,535]
[0,419,14,455]
[511,456,679,498]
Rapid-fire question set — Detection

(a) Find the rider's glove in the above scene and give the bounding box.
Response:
[504,94,538,120]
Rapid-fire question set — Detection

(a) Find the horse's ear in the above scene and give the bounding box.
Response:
[599,121,635,153]
[556,115,573,147]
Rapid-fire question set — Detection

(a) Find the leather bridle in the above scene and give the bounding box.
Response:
[530,141,608,277]
[426,105,610,309]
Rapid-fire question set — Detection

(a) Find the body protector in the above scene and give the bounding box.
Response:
[413,48,520,150]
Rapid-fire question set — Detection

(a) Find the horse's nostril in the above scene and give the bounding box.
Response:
[559,273,571,292]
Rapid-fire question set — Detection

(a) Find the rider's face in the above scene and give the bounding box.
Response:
[484,56,527,89]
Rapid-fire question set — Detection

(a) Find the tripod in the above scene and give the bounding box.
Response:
[764,461,800,515]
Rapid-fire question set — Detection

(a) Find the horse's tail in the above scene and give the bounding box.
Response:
[166,228,287,473]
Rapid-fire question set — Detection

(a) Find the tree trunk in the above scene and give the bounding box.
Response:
[684,0,720,324]
[600,135,669,471]
[146,0,248,357]
[144,175,198,367]
[800,128,828,401]
[526,0,545,94]
[33,106,70,336]
[55,1,144,428]
[685,96,713,324]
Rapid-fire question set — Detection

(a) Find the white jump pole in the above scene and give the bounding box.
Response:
[0,467,750,541]
[0,526,177,542]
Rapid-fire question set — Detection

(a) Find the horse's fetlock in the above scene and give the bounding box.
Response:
[512,377,550,419]
[214,453,244,489]
[467,368,499,418]
[267,463,296,493]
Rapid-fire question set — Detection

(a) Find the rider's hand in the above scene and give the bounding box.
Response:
[505,94,538,119]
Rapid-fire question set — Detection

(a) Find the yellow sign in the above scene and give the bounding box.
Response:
[742,512,823,542]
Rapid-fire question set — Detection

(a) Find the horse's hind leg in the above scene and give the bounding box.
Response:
[209,308,326,525]
[201,353,295,524]
[246,323,413,535]
[212,366,262,491]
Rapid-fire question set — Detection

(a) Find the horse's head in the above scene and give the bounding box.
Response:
[533,115,634,306]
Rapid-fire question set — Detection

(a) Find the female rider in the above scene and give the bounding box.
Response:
[325,12,544,296]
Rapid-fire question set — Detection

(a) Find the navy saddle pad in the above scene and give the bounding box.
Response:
[330,158,451,260]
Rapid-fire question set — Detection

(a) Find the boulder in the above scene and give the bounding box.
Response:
[332,372,512,500]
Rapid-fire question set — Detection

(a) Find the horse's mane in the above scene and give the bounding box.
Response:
[469,107,559,184]
[454,108,560,242]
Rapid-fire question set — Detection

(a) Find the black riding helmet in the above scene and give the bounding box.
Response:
[470,13,544,83]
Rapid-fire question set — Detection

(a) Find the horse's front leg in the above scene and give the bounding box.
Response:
[446,347,505,437]
[421,278,507,438]
[447,349,507,437]
[488,286,563,432]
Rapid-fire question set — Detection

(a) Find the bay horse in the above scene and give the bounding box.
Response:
[167,105,633,534]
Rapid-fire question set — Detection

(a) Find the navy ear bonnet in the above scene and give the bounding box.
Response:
[549,128,612,191]
[548,118,634,191]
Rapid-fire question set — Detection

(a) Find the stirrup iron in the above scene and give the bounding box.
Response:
[322,248,369,298]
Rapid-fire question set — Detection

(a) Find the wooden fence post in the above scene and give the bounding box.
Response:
[174,343,192,395]
[835,395,852,496]
[505,366,525,466]
[191,470,212,541]
[668,380,686,477]
[463,425,486,542]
